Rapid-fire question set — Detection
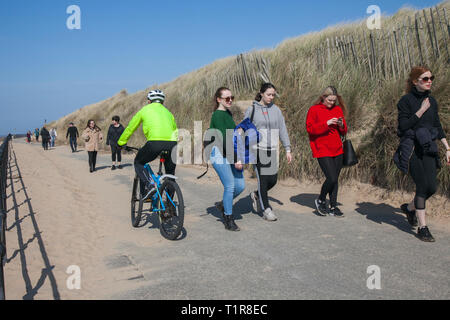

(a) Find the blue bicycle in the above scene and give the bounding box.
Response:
[127,147,184,240]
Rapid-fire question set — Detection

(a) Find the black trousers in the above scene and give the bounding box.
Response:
[135,141,177,191]
[254,149,278,211]
[317,154,344,208]
[409,152,438,210]
[42,138,49,150]
[88,151,98,170]
[111,144,122,162]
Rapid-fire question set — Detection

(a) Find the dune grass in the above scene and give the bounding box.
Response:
[49,1,450,198]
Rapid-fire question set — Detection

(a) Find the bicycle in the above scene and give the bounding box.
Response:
[127,146,184,240]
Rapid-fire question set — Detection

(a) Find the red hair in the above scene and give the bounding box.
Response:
[406,66,431,93]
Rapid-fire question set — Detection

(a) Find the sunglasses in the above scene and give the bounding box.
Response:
[221,96,234,103]
[419,76,435,82]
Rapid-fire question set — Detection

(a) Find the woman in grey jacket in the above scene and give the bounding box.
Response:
[244,83,292,221]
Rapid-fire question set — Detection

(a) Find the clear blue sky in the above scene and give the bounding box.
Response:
[0,0,443,135]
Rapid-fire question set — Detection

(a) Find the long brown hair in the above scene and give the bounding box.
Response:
[314,86,348,117]
[406,66,432,93]
[213,87,232,114]
[86,119,101,131]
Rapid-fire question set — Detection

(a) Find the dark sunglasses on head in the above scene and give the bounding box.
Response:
[419,76,435,82]
[222,96,234,103]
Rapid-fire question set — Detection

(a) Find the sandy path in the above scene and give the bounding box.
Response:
[3,139,450,300]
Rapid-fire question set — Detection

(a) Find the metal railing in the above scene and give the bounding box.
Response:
[0,134,12,300]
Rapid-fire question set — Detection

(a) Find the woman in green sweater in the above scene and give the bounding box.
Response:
[209,87,245,232]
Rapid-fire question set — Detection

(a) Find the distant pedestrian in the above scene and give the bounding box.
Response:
[106,116,125,170]
[82,120,103,173]
[40,127,51,150]
[244,83,292,222]
[396,66,449,242]
[66,122,79,152]
[306,86,348,218]
[34,128,40,142]
[50,128,57,148]
[26,131,32,143]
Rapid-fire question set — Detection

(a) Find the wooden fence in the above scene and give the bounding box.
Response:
[315,7,450,79]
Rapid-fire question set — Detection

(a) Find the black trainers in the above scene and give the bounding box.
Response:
[118,165,123,169]
[111,165,116,170]
[330,207,344,218]
[401,204,418,227]
[417,226,435,242]
[222,213,240,232]
[315,199,328,216]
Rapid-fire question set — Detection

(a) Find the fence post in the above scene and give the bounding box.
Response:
[415,13,425,65]
[364,32,373,78]
[423,9,437,59]
[436,7,450,63]
[430,7,441,58]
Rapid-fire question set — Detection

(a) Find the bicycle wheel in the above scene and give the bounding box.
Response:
[158,179,184,240]
[131,175,143,228]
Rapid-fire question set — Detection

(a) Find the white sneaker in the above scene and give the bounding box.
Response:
[250,191,260,213]
[263,207,277,222]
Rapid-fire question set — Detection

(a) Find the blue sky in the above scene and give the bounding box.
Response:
[0,0,443,135]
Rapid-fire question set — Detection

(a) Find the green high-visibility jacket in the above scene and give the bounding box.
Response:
[118,102,178,146]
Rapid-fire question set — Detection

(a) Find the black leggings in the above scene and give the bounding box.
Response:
[317,154,344,208]
[409,152,437,210]
[135,141,177,191]
[254,150,278,211]
[88,151,98,169]
[111,145,122,162]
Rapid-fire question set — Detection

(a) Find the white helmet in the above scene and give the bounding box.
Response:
[147,89,165,103]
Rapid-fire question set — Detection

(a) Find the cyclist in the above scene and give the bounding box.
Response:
[118,90,178,201]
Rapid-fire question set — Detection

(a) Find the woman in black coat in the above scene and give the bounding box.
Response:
[397,66,450,242]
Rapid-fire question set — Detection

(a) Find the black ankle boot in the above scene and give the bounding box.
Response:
[223,214,240,232]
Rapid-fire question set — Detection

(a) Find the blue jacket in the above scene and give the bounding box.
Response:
[233,118,260,164]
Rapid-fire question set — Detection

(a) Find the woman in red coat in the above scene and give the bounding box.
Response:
[306,86,348,217]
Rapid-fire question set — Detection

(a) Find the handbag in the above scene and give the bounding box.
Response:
[342,136,358,167]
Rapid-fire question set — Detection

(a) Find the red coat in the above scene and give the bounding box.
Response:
[306,103,348,158]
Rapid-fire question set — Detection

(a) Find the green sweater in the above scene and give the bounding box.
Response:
[209,110,236,157]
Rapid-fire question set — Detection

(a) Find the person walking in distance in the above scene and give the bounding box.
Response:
[50,128,57,148]
[106,115,125,170]
[306,86,348,217]
[66,122,79,152]
[82,120,103,173]
[26,131,32,143]
[396,66,449,242]
[40,126,51,150]
[244,83,292,222]
[34,128,40,142]
[208,87,245,231]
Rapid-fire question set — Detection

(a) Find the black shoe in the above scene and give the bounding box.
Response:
[401,204,418,227]
[315,199,328,216]
[223,214,240,232]
[330,207,345,218]
[111,165,116,170]
[417,226,435,242]
[118,165,123,169]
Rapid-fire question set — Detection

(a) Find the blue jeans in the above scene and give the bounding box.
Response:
[70,137,77,152]
[210,146,245,216]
